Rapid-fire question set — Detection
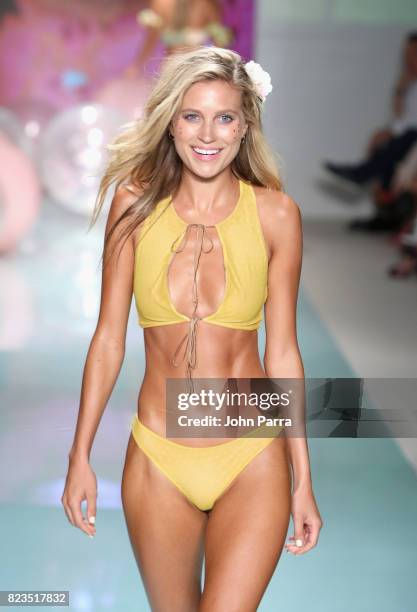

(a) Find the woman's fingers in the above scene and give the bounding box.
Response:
[61,465,97,537]
[86,492,97,537]
[69,498,91,536]
[63,490,96,537]
[300,521,321,553]
[285,531,306,554]
[284,519,322,555]
[61,497,75,527]
[285,515,306,553]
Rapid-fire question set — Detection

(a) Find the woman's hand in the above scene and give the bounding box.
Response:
[284,484,322,555]
[61,455,97,538]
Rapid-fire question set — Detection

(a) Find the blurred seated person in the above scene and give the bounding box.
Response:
[123,0,233,78]
[387,146,417,277]
[350,137,417,276]
[388,212,417,278]
[348,144,417,232]
[323,31,417,192]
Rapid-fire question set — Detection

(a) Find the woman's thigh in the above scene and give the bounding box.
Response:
[200,437,291,612]
[121,433,208,612]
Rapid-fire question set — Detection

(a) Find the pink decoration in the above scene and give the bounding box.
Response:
[95,74,151,120]
[0,133,41,253]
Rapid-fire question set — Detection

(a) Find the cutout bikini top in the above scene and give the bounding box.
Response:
[133,179,269,387]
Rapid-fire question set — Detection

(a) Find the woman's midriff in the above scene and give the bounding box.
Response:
[136,321,271,447]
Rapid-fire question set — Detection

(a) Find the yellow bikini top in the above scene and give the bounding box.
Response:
[133,179,268,385]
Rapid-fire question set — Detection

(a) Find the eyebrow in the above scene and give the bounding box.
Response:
[180,108,239,114]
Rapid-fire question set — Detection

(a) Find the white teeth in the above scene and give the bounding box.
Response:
[193,147,220,155]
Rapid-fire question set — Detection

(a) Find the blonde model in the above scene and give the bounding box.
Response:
[62,47,322,611]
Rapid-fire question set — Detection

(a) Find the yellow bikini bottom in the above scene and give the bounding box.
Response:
[130,413,284,512]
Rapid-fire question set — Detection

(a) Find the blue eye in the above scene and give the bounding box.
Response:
[182,113,234,123]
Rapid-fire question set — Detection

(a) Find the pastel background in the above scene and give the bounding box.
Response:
[0,0,255,110]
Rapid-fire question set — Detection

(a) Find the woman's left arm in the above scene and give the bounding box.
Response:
[261,190,323,555]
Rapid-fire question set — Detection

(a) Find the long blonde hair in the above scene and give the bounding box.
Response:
[90,46,284,264]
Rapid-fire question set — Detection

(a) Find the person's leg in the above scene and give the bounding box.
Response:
[377,130,417,188]
[199,436,291,612]
[388,244,417,278]
[349,189,417,232]
[324,129,417,187]
[121,433,208,612]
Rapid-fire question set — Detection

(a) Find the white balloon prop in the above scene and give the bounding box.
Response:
[38,103,127,216]
[0,132,41,254]
[13,98,58,161]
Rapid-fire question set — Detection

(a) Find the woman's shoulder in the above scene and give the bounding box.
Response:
[251,184,301,226]
[250,184,302,259]
[109,183,146,251]
[118,181,144,198]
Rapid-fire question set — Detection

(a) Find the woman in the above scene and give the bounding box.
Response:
[123,0,232,78]
[62,47,322,611]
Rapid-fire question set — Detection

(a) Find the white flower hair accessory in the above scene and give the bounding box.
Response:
[244,60,273,102]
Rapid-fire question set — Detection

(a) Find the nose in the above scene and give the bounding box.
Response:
[198,120,216,143]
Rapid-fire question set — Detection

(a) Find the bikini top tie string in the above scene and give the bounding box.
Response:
[169,223,215,385]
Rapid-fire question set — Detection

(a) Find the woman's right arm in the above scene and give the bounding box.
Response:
[61,184,139,537]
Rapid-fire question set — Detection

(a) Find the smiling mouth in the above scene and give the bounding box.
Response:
[191,146,223,157]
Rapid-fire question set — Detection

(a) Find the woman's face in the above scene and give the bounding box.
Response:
[170,79,248,179]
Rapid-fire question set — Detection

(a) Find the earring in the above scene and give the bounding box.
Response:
[241,136,246,144]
